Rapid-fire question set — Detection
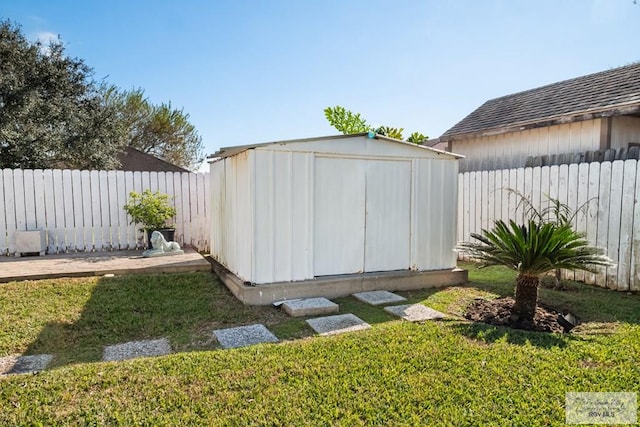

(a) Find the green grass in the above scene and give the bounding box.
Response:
[1,264,639,425]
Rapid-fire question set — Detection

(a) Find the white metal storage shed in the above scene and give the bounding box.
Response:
[209,133,466,304]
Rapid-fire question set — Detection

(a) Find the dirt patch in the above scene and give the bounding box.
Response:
[464,297,568,333]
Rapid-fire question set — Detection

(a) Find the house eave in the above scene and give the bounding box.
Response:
[442,102,640,142]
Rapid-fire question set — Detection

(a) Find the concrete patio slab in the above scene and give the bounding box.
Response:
[281,297,339,317]
[0,248,211,283]
[306,313,371,336]
[0,354,53,375]
[384,304,446,322]
[352,290,407,306]
[213,324,279,349]
[103,338,172,362]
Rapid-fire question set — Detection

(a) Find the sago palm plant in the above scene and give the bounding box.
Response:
[458,219,613,323]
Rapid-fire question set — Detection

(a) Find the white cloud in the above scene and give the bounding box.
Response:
[33,31,59,55]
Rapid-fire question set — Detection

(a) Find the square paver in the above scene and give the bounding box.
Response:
[306,313,371,336]
[213,324,279,349]
[384,304,446,322]
[103,338,171,362]
[0,354,53,375]
[352,290,407,306]
[281,297,339,317]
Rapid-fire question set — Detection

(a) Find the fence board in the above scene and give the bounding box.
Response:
[501,170,510,222]
[487,170,496,228]
[42,169,56,253]
[71,170,84,251]
[81,170,93,250]
[632,165,640,291]
[23,170,36,230]
[33,170,46,230]
[90,171,102,250]
[123,171,136,248]
[457,174,464,244]
[0,172,6,253]
[468,172,476,238]
[115,171,128,249]
[52,169,65,252]
[585,163,600,285]
[575,163,590,282]
[596,162,612,286]
[515,168,525,223]
[618,160,636,291]
[508,169,518,221]
[13,169,26,232]
[463,172,470,242]
[481,171,489,231]
[606,161,624,289]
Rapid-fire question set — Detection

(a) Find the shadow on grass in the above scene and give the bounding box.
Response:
[22,272,305,368]
[447,321,573,348]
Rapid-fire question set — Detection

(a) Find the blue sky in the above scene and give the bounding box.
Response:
[3,0,640,170]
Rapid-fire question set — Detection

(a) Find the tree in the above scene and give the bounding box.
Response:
[101,86,204,171]
[0,20,122,169]
[457,219,613,323]
[323,105,428,144]
[323,106,371,134]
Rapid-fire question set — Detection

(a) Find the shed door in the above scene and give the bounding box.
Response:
[364,160,411,272]
[313,157,412,276]
[313,157,366,276]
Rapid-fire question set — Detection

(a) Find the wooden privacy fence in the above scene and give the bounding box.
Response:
[458,159,640,292]
[0,169,211,255]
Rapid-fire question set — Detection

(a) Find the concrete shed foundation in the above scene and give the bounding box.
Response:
[209,258,468,306]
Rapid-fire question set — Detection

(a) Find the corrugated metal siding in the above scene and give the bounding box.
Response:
[210,136,460,284]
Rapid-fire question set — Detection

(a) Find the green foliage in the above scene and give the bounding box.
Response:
[458,219,613,277]
[323,105,371,134]
[324,105,428,142]
[374,125,404,140]
[407,131,428,144]
[0,20,123,169]
[123,189,177,231]
[101,86,204,170]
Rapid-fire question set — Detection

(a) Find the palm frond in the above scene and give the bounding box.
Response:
[457,219,615,276]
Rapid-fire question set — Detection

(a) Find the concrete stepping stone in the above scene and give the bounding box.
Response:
[352,290,407,306]
[306,313,371,336]
[103,338,171,362]
[384,304,446,322]
[213,324,279,349]
[0,354,53,375]
[281,297,339,317]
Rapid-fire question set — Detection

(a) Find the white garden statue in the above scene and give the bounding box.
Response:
[142,231,184,258]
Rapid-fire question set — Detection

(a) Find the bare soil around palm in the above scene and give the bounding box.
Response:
[464,297,566,333]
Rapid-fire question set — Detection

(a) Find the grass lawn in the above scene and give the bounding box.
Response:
[1,263,639,425]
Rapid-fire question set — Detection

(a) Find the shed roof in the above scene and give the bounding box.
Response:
[441,62,640,140]
[208,133,463,160]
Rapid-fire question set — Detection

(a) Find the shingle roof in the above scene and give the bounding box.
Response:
[441,62,640,139]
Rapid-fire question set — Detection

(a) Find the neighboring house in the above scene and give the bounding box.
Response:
[115,146,189,173]
[440,62,640,172]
